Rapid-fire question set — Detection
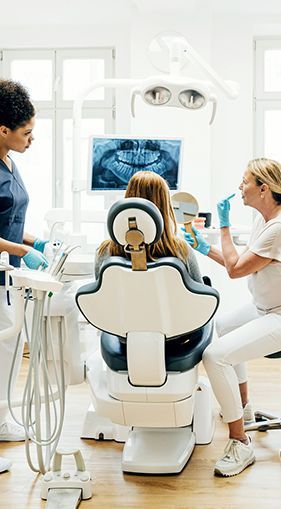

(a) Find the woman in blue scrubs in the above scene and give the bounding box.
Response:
[0,79,48,473]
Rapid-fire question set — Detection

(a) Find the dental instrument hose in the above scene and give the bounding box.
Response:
[7,243,80,474]
[7,289,67,474]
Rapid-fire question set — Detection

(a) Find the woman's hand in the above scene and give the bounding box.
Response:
[182,226,211,255]
[22,248,49,270]
[217,193,235,228]
[33,238,49,253]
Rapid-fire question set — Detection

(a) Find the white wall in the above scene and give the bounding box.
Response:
[1,1,281,312]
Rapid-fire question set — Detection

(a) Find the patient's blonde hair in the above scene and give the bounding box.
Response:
[98,171,189,262]
[248,158,281,203]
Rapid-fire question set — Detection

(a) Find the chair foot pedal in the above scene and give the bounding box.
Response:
[46,488,82,509]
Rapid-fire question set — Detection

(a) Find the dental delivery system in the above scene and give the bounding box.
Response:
[0,247,93,508]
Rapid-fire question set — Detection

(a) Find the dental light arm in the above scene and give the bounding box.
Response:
[183,41,239,99]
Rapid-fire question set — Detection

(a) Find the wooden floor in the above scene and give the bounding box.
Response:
[1,357,281,509]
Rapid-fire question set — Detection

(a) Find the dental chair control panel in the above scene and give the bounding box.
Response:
[76,198,220,474]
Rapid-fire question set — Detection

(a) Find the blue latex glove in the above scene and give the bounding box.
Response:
[217,193,236,228]
[33,238,49,253]
[23,249,49,270]
[182,226,211,256]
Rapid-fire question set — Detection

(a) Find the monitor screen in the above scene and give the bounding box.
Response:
[88,135,183,192]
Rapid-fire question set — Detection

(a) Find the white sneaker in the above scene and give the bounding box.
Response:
[214,437,255,477]
[0,457,12,473]
[0,421,26,442]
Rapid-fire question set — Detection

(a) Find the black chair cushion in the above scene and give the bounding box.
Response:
[100,321,213,373]
[266,351,281,359]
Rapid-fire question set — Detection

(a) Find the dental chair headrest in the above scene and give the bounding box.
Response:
[107,198,164,246]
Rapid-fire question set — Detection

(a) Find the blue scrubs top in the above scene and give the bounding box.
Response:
[0,158,29,285]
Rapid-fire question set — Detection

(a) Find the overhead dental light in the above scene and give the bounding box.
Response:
[130,31,239,125]
[131,75,218,124]
[144,86,171,105]
[178,90,205,109]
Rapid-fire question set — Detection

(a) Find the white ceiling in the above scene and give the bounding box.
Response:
[133,0,281,15]
[2,0,281,26]
[0,0,135,25]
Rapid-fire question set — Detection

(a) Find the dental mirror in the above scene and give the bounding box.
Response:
[171,191,199,248]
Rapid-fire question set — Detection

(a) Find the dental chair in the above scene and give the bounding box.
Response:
[76,197,220,474]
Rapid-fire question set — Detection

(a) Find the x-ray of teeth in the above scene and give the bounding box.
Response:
[90,137,182,190]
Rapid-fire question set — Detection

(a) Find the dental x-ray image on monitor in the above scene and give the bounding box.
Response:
[88,136,182,192]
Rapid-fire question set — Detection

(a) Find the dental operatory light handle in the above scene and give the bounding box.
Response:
[184,222,198,249]
[131,89,140,118]
[209,95,217,125]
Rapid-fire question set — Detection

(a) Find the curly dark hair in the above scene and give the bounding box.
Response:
[0,79,35,130]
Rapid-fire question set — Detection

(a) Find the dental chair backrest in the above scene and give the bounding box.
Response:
[76,198,219,385]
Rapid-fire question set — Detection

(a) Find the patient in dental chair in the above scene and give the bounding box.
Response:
[95,171,202,283]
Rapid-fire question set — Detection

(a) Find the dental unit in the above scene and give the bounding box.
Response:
[0,249,93,508]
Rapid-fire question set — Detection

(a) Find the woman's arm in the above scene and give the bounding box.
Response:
[183,227,226,266]
[0,237,29,257]
[183,225,252,272]
[220,227,271,278]
[207,245,226,266]
[23,232,36,246]
[214,194,271,278]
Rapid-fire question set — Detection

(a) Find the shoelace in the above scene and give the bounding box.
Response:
[222,440,241,462]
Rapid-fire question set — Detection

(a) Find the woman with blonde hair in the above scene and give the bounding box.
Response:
[185,157,281,477]
[95,170,202,282]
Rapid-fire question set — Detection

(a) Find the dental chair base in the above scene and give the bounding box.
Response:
[122,426,195,474]
[81,405,130,442]
[82,350,215,473]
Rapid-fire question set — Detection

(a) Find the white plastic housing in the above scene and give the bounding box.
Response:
[77,265,217,338]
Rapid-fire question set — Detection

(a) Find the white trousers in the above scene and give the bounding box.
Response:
[203,302,281,423]
[0,287,24,424]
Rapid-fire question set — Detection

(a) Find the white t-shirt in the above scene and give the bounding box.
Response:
[247,212,281,313]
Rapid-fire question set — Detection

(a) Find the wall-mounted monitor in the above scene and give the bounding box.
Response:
[87,135,183,193]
